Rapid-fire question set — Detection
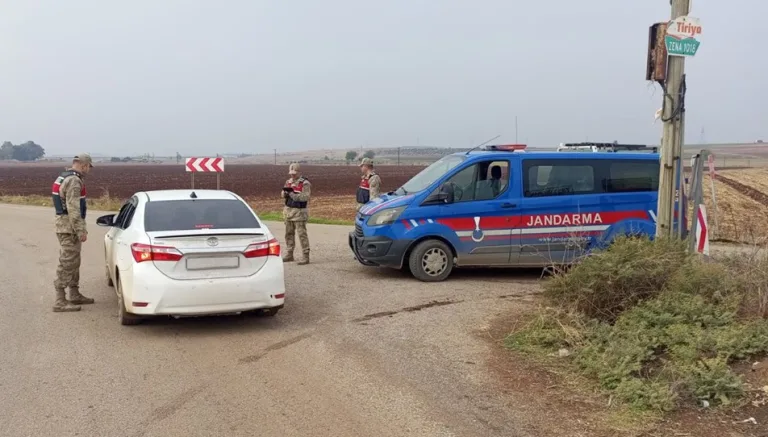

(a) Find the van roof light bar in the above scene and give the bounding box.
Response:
[557,142,657,153]
[482,144,527,152]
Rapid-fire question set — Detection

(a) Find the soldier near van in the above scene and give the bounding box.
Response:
[356,157,382,210]
[51,153,96,312]
[281,163,311,265]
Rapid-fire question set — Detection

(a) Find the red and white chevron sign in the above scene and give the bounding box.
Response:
[695,204,710,255]
[185,157,225,172]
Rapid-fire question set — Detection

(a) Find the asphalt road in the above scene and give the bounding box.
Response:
[0,203,541,437]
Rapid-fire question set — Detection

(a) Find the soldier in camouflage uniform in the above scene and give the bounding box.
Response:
[281,163,311,265]
[356,157,382,211]
[51,153,96,312]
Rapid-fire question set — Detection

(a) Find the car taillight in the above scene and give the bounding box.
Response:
[243,238,280,258]
[130,243,183,263]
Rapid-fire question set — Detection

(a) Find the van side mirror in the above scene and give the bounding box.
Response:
[96,214,116,227]
[424,183,455,205]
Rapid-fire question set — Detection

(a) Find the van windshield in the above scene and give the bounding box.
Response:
[396,155,466,195]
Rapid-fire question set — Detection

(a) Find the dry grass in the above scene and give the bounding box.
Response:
[0,193,357,225]
[0,193,125,211]
[244,195,358,222]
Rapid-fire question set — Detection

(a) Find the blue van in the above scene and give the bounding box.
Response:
[348,144,686,282]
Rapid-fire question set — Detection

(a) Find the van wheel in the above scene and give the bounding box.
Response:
[408,240,454,282]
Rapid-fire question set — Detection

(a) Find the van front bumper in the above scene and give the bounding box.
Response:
[348,232,412,269]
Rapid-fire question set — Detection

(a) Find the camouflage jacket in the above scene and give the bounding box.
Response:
[54,170,88,235]
[282,177,311,222]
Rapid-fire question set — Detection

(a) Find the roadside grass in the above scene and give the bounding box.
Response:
[506,236,768,415]
[0,193,124,211]
[0,194,354,225]
[254,211,354,225]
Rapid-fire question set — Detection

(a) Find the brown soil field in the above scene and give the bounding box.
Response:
[4,162,768,243]
[0,163,424,199]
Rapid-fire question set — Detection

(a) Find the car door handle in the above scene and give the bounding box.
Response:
[501,203,517,208]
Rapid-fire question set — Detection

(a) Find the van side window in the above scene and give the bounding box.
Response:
[523,160,596,197]
[605,161,660,192]
[442,160,510,203]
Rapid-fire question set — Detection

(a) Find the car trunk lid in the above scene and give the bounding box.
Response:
[146,229,273,280]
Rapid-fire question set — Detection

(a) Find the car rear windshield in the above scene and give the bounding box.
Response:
[144,199,261,232]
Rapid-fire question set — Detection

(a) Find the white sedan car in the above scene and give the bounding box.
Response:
[96,189,285,325]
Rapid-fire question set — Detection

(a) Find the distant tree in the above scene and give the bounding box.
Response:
[110,157,122,162]
[176,152,182,164]
[323,155,330,161]
[363,150,375,159]
[0,142,13,160]
[345,150,358,164]
[1,141,46,161]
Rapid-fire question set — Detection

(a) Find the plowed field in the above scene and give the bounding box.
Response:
[5,162,768,243]
[701,168,768,244]
[0,163,424,199]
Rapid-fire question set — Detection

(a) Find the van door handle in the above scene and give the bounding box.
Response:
[501,203,517,208]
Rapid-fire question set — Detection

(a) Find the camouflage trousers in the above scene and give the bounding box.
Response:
[284,221,309,256]
[54,233,82,291]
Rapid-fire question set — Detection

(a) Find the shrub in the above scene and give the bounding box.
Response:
[507,237,768,412]
[544,236,689,322]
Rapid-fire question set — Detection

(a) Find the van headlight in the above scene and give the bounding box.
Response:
[367,206,405,226]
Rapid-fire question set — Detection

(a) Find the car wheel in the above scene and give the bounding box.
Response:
[105,247,114,287]
[408,239,454,282]
[116,277,141,326]
[258,307,280,317]
[105,265,114,287]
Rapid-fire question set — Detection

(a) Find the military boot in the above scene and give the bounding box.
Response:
[53,289,81,312]
[297,254,310,265]
[68,288,95,305]
[282,254,294,262]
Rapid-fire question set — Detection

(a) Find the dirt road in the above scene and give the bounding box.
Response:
[0,204,541,437]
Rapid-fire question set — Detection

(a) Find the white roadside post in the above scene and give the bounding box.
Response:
[185,157,226,189]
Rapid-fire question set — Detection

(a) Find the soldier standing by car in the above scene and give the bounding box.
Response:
[281,163,311,265]
[356,157,382,211]
[51,153,96,312]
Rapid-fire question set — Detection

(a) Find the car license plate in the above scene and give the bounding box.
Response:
[186,256,239,270]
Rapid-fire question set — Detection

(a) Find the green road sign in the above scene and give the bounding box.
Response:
[665,36,700,56]
[665,16,702,57]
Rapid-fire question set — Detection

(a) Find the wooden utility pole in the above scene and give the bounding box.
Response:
[656,0,690,237]
[273,149,277,165]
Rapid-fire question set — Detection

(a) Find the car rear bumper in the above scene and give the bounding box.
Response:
[348,232,412,269]
[124,258,285,316]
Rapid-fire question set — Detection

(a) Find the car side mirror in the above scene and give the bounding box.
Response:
[96,214,116,227]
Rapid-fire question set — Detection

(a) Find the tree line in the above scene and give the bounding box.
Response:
[0,141,46,161]
[345,150,375,164]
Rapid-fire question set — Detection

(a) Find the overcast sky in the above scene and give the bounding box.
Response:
[0,1,765,156]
